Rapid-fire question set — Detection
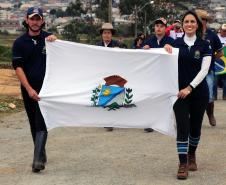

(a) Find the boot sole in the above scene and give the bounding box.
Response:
[177,175,188,180]
[32,162,45,171]
[32,168,41,173]
[188,168,197,171]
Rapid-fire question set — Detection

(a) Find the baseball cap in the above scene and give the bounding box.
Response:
[27,7,43,19]
[154,18,167,26]
[174,20,181,24]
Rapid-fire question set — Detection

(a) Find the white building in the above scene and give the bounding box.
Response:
[0,3,13,9]
[0,20,21,34]
[0,10,12,20]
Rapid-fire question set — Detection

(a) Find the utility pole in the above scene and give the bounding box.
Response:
[144,11,147,37]
[134,1,154,38]
[134,4,138,38]
[108,0,112,23]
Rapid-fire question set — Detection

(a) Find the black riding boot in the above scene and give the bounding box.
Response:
[32,131,47,173]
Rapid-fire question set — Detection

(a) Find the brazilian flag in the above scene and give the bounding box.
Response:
[215,46,226,75]
[98,85,125,106]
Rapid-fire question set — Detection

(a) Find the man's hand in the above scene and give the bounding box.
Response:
[46,35,57,42]
[143,45,150,49]
[164,44,172,54]
[27,88,40,101]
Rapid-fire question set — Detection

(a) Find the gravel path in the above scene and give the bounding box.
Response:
[0,99,225,185]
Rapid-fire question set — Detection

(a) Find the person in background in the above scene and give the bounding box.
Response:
[142,18,174,133]
[195,9,223,126]
[166,20,184,39]
[217,23,226,100]
[131,36,144,49]
[143,18,174,49]
[96,23,120,48]
[12,7,57,173]
[138,32,146,40]
[118,37,128,48]
[96,23,119,132]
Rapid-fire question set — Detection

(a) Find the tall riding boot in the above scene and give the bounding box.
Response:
[206,102,216,126]
[32,131,47,173]
[32,134,47,164]
[42,148,47,164]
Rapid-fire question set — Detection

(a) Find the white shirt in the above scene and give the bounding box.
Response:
[218,34,226,46]
[170,30,184,39]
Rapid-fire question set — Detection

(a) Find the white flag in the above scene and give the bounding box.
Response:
[39,40,179,137]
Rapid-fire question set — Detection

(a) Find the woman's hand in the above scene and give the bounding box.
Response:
[46,35,57,42]
[164,44,172,54]
[178,86,192,99]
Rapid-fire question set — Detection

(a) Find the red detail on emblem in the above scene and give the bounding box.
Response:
[104,75,127,87]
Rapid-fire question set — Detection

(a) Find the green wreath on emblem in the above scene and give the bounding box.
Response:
[123,88,136,108]
[91,85,101,106]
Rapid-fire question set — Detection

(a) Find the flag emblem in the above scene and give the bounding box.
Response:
[194,50,200,59]
[91,75,136,110]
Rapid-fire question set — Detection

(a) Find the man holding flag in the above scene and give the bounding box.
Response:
[12,7,56,173]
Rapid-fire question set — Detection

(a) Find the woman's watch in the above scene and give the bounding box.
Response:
[188,85,194,92]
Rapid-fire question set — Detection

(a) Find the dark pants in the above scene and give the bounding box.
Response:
[21,84,47,143]
[174,96,208,142]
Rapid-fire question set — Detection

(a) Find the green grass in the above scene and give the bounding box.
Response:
[0,34,18,47]
[0,95,24,117]
[0,44,12,68]
[0,34,15,67]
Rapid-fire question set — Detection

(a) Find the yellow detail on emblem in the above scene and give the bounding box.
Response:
[103,89,111,96]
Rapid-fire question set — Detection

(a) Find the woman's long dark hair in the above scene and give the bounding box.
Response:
[181,10,203,38]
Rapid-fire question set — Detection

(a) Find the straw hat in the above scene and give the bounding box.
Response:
[100,23,116,35]
[195,9,211,21]
[221,23,226,30]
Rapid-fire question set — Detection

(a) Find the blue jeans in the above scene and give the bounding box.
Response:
[206,71,215,103]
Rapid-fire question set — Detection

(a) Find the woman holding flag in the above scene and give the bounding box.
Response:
[165,10,212,180]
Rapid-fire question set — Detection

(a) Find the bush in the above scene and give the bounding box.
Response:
[0,45,11,63]
[61,20,100,44]
[115,24,134,37]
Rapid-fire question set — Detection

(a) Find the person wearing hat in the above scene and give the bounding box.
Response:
[96,23,121,132]
[12,7,57,173]
[195,9,223,126]
[218,24,226,46]
[142,18,174,133]
[217,23,226,100]
[96,23,120,48]
[143,18,174,49]
[166,20,184,39]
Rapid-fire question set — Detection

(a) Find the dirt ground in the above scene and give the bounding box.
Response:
[0,69,22,117]
[0,69,20,97]
[0,69,226,185]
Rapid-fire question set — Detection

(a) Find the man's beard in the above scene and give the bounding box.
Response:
[28,25,42,32]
